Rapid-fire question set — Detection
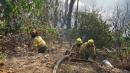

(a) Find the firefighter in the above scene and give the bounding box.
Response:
[72,38,83,52]
[30,29,48,53]
[65,38,83,56]
[80,39,96,60]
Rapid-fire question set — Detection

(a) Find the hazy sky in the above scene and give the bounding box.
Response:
[61,0,128,19]
[75,0,126,19]
[74,0,118,10]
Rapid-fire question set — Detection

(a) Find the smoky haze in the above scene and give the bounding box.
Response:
[61,0,129,20]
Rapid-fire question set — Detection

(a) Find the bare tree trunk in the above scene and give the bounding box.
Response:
[74,0,79,29]
[44,0,50,23]
[61,0,68,28]
[66,0,75,29]
[53,0,59,27]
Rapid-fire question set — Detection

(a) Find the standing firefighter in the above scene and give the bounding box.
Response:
[30,29,48,53]
[80,39,96,60]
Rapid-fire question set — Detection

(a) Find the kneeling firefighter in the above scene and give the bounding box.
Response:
[80,39,96,60]
[72,38,83,52]
[30,29,48,53]
[65,38,83,55]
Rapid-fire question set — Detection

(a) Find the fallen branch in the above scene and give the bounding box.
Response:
[53,45,75,73]
[70,58,91,62]
[53,55,70,73]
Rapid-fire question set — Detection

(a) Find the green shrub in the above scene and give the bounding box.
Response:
[71,11,113,48]
[0,52,7,61]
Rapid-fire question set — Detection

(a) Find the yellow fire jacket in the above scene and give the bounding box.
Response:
[33,36,47,48]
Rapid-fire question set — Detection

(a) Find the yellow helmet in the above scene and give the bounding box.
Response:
[88,39,94,44]
[76,38,83,44]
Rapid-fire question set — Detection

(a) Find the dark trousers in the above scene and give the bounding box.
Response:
[38,46,48,53]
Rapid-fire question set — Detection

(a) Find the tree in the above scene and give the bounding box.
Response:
[53,0,59,27]
[61,0,69,28]
[111,2,130,49]
[77,11,112,48]
[66,0,76,29]
[74,0,79,29]
[0,0,45,34]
